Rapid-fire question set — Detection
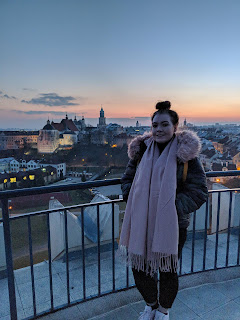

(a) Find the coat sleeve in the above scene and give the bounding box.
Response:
[121,159,138,202]
[176,157,208,217]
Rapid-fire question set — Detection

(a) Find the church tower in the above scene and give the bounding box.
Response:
[98,106,106,128]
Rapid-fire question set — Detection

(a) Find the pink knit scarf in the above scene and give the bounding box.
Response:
[119,136,179,275]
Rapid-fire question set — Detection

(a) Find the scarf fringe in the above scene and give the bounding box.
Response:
[117,245,178,277]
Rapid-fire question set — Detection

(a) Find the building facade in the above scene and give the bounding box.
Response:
[0,131,39,150]
[37,121,60,153]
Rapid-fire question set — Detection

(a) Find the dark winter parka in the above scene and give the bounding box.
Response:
[121,130,208,229]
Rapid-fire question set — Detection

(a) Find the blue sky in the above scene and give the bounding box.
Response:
[0,0,240,129]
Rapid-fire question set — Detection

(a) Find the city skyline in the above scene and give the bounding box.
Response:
[1,115,240,131]
[1,0,240,129]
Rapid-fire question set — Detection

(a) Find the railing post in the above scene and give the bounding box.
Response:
[81,207,86,300]
[2,198,18,320]
[64,209,70,304]
[97,204,101,296]
[112,202,115,291]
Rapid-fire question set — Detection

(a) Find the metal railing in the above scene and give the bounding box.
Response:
[0,171,240,319]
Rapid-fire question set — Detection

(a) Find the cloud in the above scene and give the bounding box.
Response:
[21,93,81,107]
[0,108,88,118]
[1,94,17,99]
[24,111,70,116]
[2,109,71,116]
[22,88,37,92]
[0,91,17,99]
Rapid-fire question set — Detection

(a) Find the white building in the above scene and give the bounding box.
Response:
[9,159,20,172]
[37,115,80,153]
[4,157,66,178]
[59,130,78,149]
[0,157,14,172]
[39,162,66,178]
[37,120,60,154]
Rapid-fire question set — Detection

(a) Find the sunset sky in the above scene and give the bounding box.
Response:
[0,0,240,129]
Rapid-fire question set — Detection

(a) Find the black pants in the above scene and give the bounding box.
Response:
[132,228,187,309]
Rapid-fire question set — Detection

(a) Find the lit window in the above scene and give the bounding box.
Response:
[10,177,17,183]
[4,179,7,183]
[29,175,35,180]
[42,168,46,172]
[51,172,54,175]
[23,176,27,180]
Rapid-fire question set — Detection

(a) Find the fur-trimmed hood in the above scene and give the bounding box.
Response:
[128,130,202,163]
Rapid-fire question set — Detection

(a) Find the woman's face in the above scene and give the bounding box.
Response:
[151,113,177,144]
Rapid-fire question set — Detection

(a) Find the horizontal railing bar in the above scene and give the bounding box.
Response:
[205,170,240,177]
[0,178,121,199]
[7,199,123,221]
[2,188,240,222]
[0,188,239,224]
[0,170,240,200]
[208,188,240,193]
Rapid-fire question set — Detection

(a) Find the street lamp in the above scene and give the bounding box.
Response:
[8,200,12,215]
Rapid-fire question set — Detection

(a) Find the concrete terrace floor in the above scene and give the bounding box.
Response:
[0,231,240,320]
[39,275,240,320]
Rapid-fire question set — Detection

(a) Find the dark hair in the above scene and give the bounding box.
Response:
[151,101,179,125]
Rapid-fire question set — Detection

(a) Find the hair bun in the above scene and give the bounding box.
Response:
[155,101,171,111]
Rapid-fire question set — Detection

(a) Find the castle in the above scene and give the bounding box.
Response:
[37,107,124,153]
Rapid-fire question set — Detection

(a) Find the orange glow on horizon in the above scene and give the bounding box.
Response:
[1,98,240,126]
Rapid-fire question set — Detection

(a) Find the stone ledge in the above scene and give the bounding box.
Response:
[75,266,240,320]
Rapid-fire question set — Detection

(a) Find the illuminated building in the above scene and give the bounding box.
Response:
[0,131,39,150]
[37,120,60,153]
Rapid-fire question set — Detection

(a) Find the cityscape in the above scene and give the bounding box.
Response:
[1,106,240,192]
[1,106,240,320]
[1,0,240,318]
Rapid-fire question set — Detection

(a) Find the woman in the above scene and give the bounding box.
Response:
[119,101,208,320]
